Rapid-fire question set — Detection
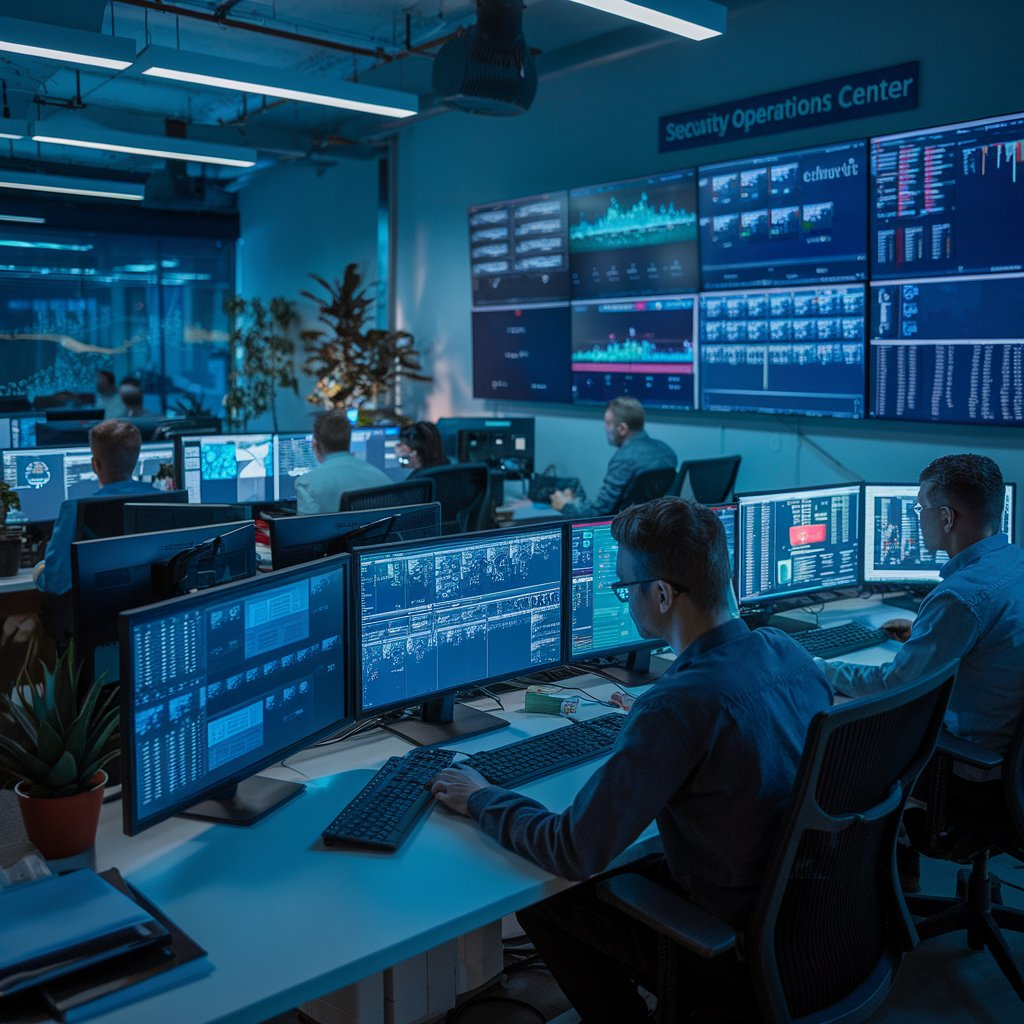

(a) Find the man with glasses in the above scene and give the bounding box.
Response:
[429,497,830,1023]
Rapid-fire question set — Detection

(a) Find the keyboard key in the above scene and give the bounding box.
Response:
[789,621,891,659]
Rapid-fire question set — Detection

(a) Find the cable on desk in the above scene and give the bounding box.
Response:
[550,685,618,709]
[474,685,505,711]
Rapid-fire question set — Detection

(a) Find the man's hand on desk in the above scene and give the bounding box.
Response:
[429,764,492,816]
[549,489,574,512]
[881,618,913,643]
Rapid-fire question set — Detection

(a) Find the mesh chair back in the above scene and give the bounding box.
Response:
[340,479,436,513]
[1003,714,1024,852]
[412,463,493,534]
[615,467,677,513]
[748,664,956,1023]
[670,455,742,503]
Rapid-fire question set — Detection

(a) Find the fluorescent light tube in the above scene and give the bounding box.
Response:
[566,0,726,40]
[0,171,144,202]
[136,47,419,119]
[31,125,257,168]
[0,15,135,70]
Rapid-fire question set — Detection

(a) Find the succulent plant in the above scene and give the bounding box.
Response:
[0,642,118,797]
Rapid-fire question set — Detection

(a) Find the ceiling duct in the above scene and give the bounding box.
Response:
[432,0,536,116]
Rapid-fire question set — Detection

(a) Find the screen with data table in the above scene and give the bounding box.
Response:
[699,140,868,289]
[871,112,1024,280]
[120,557,349,834]
[738,484,861,604]
[357,526,563,715]
[869,273,1024,424]
[699,284,866,417]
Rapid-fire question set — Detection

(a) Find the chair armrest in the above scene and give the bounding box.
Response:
[935,729,1004,770]
[595,875,737,958]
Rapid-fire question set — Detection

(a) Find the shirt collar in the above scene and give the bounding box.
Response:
[939,532,1008,579]
[322,450,355,463]
[667,617,750,673]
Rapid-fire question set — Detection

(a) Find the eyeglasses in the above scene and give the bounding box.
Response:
[913,502,948,518]
[608,578,688,602]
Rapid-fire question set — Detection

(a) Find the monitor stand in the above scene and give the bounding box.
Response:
[384,695,509,747]
[585,649,667,688]
[179,775,305,825]
[882,589,927,613]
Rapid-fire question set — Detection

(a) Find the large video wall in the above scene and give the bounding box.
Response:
[468,111,1024,427]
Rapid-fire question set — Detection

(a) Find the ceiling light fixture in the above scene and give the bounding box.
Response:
[0,120,26,141]
[31,124,257,168]
[0,15,135,70]
[135,47,419,119]
[565,0,726,40]
[0,171,144,202]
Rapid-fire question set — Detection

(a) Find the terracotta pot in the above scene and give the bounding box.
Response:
[15,770,107,860]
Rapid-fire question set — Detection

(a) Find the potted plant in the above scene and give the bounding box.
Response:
[223,295,300,432]
[300,263,430,422]
[0,480,23,577]
[0,642,119,859]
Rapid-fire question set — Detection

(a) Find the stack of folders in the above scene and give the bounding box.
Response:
[0,868,207,1022]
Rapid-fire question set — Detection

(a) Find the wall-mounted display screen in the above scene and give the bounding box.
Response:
[869,272,1024,425]
[472,303,572,403]
[469,191,569,306]
[871,111,1024,280]
[698,140,868,289]
[699,284,866,418]
[569,169,699,300]
[570,294,695,409]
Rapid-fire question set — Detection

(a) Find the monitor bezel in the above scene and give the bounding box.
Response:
[353,522,566,720]
[119,553,353,836]
[735,482,863,605]
[174,431,276,497]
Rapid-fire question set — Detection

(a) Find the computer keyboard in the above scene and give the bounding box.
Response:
[789,621,891,659]
[320,747,456,851]
[461,712,627,788]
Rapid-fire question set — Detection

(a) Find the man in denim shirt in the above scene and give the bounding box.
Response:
[550,396,676,517]
[430,498,830,1022]
[822,454,1024,759]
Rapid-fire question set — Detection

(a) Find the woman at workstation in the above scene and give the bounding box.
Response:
[396,422,449,472]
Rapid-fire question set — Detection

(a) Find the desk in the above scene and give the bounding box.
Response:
[78,682,658,1024]
[0,567,40,617]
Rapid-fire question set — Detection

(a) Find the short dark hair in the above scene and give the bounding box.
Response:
[611,497,731,611]
[90,419,141,480]
[119,381,144,411]
[606,396,644,433]
[919,454,1005,529]
[313,410,352,454]
[399,421,447,467]
[96,369,115,386]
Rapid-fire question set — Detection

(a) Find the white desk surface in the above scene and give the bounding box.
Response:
[80,680,659,1024]
[0,566,36,594]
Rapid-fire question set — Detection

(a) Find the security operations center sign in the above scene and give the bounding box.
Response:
[659,62,919,153]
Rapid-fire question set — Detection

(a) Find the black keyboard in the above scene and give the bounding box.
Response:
[321,747,456,851]
[790,621,891,659]
[461,712,627,788]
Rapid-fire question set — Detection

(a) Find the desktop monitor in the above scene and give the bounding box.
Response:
[349,426,409,483]
[456,428,533,477]
[570,295,696,410]
[438,417,535,469]
[46,406,104,421]
[0,412,42,449]
[75,490,188,542]
[737,483,861,605]
[177,433,275,504]
[269,502,442,570]
[356,523,564,744]
[276,428,413,493]
[871,111,1024,280]
[862,482,1015,586]
[698,139,869,289]
[72,521,257,689]
[698,284,866,418]
[119,554,351,835]
[123,502,250,535]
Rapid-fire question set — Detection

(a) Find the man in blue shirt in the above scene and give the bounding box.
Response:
[35,419,158,596]
[550,396,676,517]
[430,498,830,1023]
[294,411,391,515]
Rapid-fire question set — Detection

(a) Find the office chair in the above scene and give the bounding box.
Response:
[410,463,493,534]
[597,663,956,1024]
[669,454,742,504]
[614,467,678,513]
[904,717,1024,1000]
[340,478,436,513]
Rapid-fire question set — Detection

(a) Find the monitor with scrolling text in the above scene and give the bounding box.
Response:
[119,555,351,835]
[737,484,861,606]
[862,482,1015,586]
[356,523,564,745]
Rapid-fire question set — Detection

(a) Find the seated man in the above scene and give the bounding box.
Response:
[35,419,158,596]
[118,377,154,418]
[95,369,123,419]
[295,410,391,515]
[551,396,675,517]
[430,497,831,1023]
